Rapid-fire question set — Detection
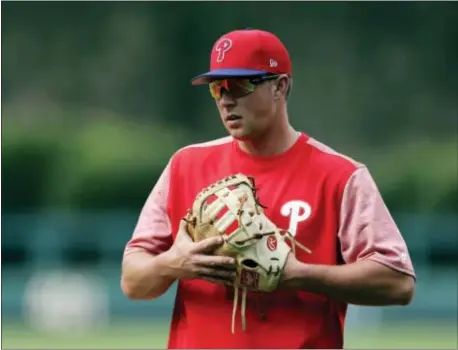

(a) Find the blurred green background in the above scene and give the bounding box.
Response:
[1,2,457,349]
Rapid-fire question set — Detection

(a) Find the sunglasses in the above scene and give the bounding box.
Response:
[209,74,280,100]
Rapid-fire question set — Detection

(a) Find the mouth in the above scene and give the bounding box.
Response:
[225,114,242,122]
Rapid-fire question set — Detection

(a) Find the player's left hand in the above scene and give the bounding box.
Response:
[279,253,302,289]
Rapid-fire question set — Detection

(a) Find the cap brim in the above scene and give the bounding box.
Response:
[191,68,268,86]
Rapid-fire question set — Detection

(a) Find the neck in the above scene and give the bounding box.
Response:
[237,116,299,157]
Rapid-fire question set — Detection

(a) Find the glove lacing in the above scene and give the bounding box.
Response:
[230,232,311,334]
[229,196,312,334]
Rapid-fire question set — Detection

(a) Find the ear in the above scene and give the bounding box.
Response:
[273,75,289,100]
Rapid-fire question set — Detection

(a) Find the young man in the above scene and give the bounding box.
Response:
[121,29,416,349]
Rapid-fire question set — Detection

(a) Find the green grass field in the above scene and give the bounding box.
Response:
[2,320,457,349]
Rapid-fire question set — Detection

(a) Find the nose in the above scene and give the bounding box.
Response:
[219,91,237,107]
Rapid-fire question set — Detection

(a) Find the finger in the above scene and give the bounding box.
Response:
[177,218,193,241]
[178,219,187,232]
[196,266,237,280]
[198,275,235,286]
[194,255,236,268]
[191,235,224,254]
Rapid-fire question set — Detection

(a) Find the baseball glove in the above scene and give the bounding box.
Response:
[184,173,311,333]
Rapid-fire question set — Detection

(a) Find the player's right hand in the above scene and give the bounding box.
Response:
[162,220,237,283]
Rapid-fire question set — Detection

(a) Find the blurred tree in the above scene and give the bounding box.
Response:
[2,1,457,212]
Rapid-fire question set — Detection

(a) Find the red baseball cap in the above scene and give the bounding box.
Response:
[191,29,292,85]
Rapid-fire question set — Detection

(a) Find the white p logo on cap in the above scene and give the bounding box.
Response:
[215,38,233,63]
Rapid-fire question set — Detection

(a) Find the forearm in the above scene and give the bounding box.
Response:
[121,249,176,300]
[282,258,415,306]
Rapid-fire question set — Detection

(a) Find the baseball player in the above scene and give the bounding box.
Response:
[121,29,416,349]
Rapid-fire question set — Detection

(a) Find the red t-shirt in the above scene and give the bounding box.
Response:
[124,133,415,349]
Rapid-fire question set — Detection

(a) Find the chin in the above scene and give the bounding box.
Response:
[228,130,252,141]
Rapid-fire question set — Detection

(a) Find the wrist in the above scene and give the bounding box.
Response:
[281,254,309,290]
[155,250,180,281]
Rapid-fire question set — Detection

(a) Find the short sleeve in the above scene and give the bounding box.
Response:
[338,167,415,278]
[124,161,173,256]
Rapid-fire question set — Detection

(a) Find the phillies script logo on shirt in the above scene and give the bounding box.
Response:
[280,200,312,237]
[267,236,277,251]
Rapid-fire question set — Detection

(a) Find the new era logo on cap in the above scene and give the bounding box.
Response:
[191,29,292,85]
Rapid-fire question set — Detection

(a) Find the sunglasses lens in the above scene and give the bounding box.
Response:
[209,79,255,99]
[209,81,223,99]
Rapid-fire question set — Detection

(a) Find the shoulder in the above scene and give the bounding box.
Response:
[300,135,374,201]
[168,135,233,170]
[304,136,365,180]
[300,136,377,219]
[177,136,233,155]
